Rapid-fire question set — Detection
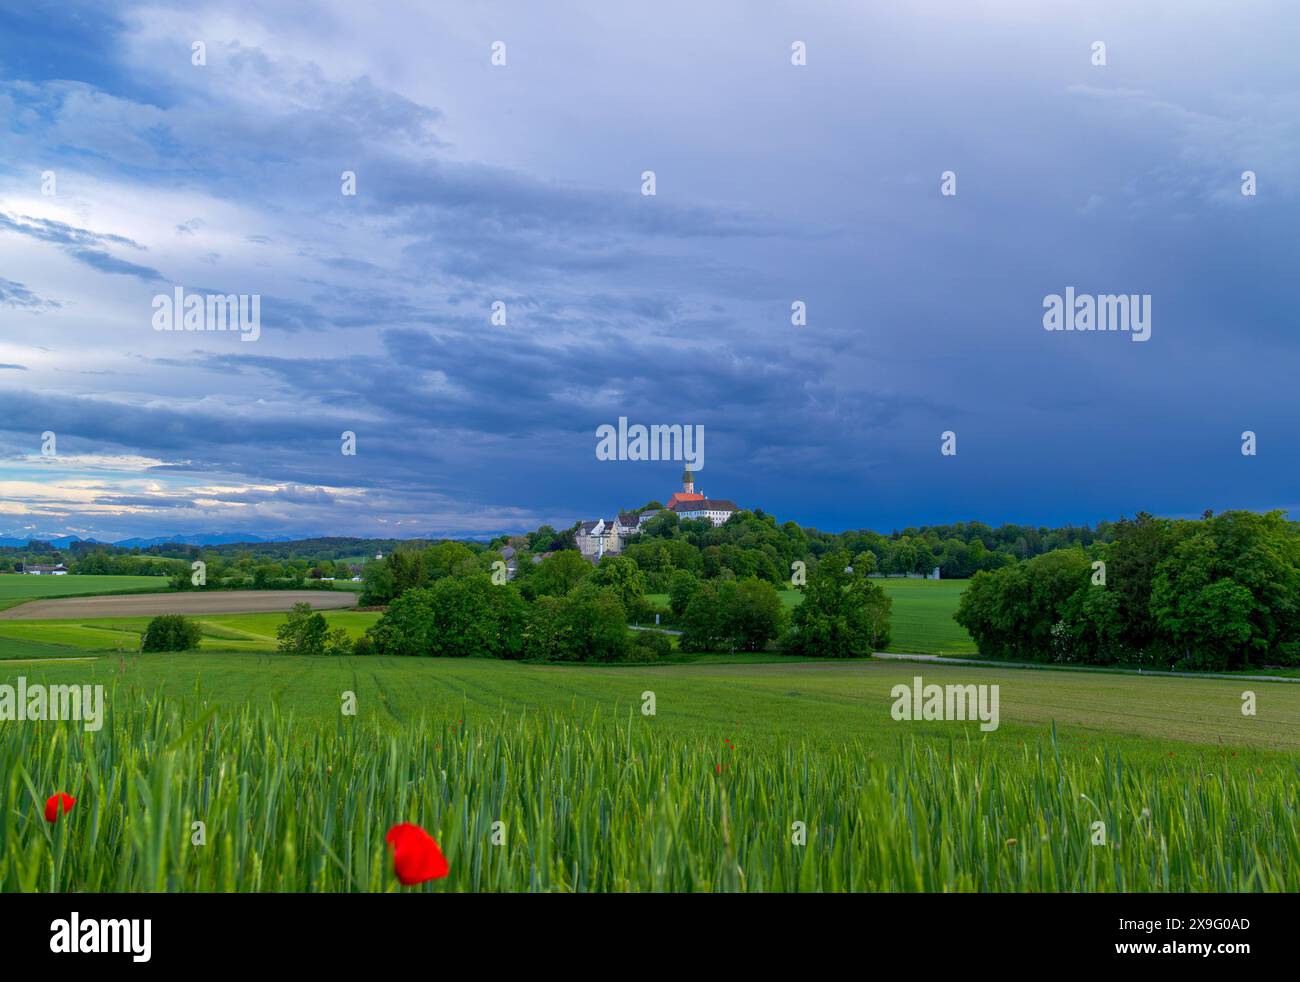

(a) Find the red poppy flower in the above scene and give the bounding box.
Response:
[386,823,449,885]
[44,792,75,823]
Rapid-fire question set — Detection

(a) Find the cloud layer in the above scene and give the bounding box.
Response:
[0,0,1297,540]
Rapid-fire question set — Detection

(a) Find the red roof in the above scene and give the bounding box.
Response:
[667,491,705,508]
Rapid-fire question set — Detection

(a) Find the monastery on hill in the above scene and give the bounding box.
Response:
[575,469,738,559]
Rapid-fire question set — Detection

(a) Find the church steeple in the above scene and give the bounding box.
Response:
[682,468,695,494]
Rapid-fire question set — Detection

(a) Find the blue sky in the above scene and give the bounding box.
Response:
[0,0,1297,541]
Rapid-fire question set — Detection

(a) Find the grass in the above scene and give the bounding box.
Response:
[0,611,382,657]
[3,577,1295,893]
[2,678,1297,891]
[5,652,1298,753]
[0,575,171,612]
[326,579,365,592]
[646,578,977,655]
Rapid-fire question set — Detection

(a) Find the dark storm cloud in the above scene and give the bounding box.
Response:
[1,0,1298,540]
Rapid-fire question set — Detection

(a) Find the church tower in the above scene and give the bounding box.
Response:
[667,468,705,509]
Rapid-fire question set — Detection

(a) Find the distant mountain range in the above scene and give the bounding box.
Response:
[0,533,294,548]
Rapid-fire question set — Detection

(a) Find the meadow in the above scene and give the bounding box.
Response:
[2,578,1296,893]
[2,656,1297,891]
[0,574,168,612]
[5,651,1298,752]
[0,610,379,656]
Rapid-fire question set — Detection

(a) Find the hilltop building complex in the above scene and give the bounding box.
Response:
[575,470,738,559]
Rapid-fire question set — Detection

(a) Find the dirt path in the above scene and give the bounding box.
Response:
[873,651,1300,683]
[0,657,100,664]
[0,590,358,620]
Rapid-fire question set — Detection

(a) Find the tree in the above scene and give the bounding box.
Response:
[678,581,726,651]
[366,575,527,658]
[885,540,917,576]
[852,551,877,576]
[1106,512,1176,655]
[141,615,202,652]
[366,588,438,656]
[528,525,560,552]
[629,630,671,661]
[590,555,646,608]
[667,569,699,617]
[1149,527,1262,671]
[523,583,629,662]
[429,574,526,658]
[679,577,787,652]
[360,558,396,606]
[729,577,789,650]
[277,602,329,655]
[954,549,1090,661]
[523,550,591,600]
[1052,585,1126,665]
[424,541,479,580]
[783,550,891,657]
[324,627,353,656]
[388,550,429,595]
[639,510,680,539]
[951,511,1300,670]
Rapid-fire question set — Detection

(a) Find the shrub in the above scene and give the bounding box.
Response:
[324,627,353,657]
[277,602,329,655]
[629,630,672,661]
[628,595,671,627]
[141,615,202,652]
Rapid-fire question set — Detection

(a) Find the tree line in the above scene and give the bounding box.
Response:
[954,511,1300,671]
[7,511,1115,584]
[356,545,890,661]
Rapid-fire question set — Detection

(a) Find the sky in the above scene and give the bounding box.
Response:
[0,0,1297,541]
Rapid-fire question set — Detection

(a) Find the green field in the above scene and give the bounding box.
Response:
[3,575,1297,893]
[2,653,1297,891]
[0,610,381,656]
[0,574,169,612]
[5,650,1296,751]
[0,579,969,658]
[647,578,976,655]
[0,574,972,660]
